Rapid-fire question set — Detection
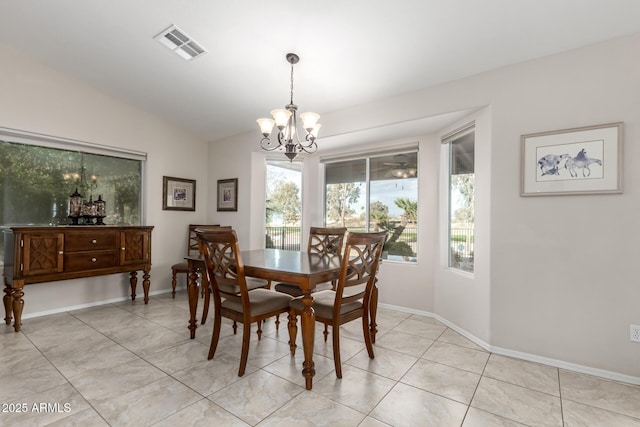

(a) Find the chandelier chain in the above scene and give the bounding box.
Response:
[289,62,295,105]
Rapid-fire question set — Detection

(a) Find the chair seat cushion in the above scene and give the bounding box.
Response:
[222,288,293,317]
[274,281,333,297]
[219,277,269,295]
[171,262,188,272]
[290,290,363,319]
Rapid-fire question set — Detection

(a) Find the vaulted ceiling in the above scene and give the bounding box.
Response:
[1,1,639,144]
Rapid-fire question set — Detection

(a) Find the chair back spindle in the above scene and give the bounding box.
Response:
[307,226,347,256]
[333,231,386,316]
[274,226,347,297]
[197,229,248,301]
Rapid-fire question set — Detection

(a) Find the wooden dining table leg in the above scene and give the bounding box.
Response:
[187,260,200,339]
[300,290,316,390]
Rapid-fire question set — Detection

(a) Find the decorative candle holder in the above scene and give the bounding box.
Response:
[82,196,97,225]
[95,195,106,225]
[68,188,83,225]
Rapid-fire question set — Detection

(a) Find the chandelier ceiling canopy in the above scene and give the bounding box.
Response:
[257,53,320,161]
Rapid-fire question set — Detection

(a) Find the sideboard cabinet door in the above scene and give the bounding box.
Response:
[120,229,151,266]
[22,233,64,276]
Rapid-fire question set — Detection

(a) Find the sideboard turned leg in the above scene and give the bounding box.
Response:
[12,286,24,333]
[143,269,150,304]
[130,271,138,300]
[4,282,13,325]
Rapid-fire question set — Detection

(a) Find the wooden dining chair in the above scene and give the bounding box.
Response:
[287,231,386,378]
[196,228,293,376]
[194,226,270,328]
[274,226,347,297]
[170,224,219,298]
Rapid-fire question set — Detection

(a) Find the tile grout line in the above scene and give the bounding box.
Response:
[22,314,116,427]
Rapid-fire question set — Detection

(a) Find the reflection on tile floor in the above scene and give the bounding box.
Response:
[1,290,640,426]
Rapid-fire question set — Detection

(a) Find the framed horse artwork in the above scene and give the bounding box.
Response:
[520,122,623,196]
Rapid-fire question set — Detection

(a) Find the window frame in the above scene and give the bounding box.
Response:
[322,148,419,263]
[0,128,147,227]
[264,157,304,251]
[443,123,475,273]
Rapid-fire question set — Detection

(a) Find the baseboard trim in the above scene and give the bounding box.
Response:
[379,303,640,386]
[21,288,174,320]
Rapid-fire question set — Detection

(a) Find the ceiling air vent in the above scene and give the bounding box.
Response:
[154,24,207,62]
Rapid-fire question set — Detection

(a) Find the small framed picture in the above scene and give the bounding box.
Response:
[162,176,196,211]
[217,178,238,211]
[521,122,623,196]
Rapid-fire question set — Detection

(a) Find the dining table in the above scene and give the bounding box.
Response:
[185,248,344,390]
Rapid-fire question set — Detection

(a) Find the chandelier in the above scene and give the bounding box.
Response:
[257,53,321,161]
[63,165,98,196]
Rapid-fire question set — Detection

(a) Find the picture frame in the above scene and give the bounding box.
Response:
[520,122,623,196]
[217,178,238,211]
[162,176,196,211]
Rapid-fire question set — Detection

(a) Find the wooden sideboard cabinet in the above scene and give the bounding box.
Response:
[3,226,153,332]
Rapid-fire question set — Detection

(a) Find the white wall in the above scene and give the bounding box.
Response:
[0,42,210,316]
[206,33,640,380]
[486,34,640,379]
[204,134,257,248]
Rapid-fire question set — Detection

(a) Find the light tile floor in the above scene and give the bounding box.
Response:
[2,290,640,426]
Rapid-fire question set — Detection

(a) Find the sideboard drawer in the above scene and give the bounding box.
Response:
[64,250,119,272]
[64,232,118,252]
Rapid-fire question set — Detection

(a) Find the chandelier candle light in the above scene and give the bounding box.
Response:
[257,53,321,161]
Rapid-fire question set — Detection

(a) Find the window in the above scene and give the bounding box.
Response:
[446,126,475,272]
[0,137,144,266]
[324,151,418,262]
[265,160,302,250]
[324,159,366,230]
